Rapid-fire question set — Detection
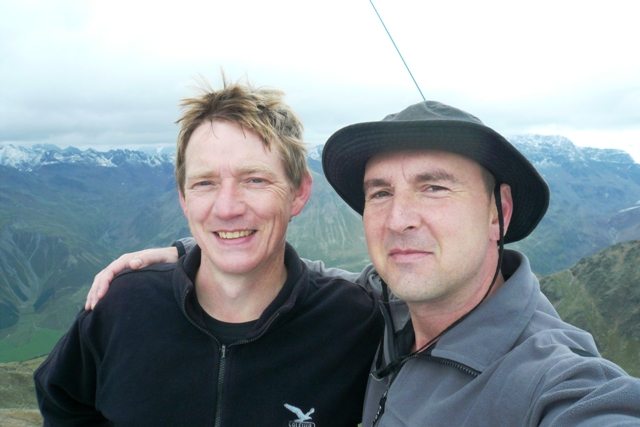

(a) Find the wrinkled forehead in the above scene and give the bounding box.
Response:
[364,149,482,176]
[191,119,268,146]
[186,120,285,172]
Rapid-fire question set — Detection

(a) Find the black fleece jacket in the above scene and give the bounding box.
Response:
[34,243,383,427]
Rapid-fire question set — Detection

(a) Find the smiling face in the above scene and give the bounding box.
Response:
[363,150,509,307]
[179,120,311,281]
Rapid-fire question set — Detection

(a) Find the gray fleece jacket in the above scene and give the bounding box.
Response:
[362,250,640,427]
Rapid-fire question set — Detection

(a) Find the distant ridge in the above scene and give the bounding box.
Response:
[510,134,635,165]
[0,144,173,171]
[4,135,636,171]
[1,134,640,366]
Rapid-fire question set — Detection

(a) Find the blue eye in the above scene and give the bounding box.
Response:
[366,190,392,201]
[373,190,391,198]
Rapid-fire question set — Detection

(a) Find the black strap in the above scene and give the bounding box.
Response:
[569,347,597,358]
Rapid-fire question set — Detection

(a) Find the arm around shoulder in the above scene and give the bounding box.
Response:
[302,259,385,296]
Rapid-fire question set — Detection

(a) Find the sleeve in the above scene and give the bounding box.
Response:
[174,237,196,257]
[33,312,110,426]
[533,356,640,427]
[302,259,385,296]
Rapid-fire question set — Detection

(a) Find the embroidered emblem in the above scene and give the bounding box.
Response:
[284,403,316,427]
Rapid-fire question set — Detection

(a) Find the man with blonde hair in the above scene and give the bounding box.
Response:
[34,79,383,427]
[86,100,640,426]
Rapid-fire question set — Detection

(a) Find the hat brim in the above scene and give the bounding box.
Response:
[322,120,549,244]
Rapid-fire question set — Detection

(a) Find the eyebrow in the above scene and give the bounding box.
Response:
[414,170,460,185]
[239,165,277,176]
[186,165,277,181]
[363,169,461,193]
[363,178,390,194]
[186,171,217,181]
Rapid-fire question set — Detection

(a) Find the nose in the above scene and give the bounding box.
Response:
[212,181,246,219]
[386,190,421,234]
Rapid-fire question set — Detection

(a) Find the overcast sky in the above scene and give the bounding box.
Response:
[1,0,639,161]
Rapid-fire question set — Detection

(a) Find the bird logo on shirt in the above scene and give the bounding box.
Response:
[284,404,315,426]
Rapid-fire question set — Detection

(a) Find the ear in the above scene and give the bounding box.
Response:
[290,174,313,217]
[490,183,513,242]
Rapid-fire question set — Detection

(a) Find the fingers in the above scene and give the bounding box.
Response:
[84,247,180,310]
[85,254,135,310]
[130,247,179,269]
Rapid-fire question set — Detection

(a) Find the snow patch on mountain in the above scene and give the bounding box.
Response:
[2,135,636,173]
[0,144,174,171]
[508,135,635,166]
[308,144,323,162]
[618,205,640,214]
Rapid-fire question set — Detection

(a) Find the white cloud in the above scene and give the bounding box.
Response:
[0,0,638,162]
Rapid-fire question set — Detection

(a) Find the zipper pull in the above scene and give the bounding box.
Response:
[370,388,388,426]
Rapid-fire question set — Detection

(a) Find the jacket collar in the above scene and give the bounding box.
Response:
[429,250,540,372]
[381,250,540,373]
[173,242,309,339]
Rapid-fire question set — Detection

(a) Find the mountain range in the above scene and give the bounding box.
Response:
[1,135,640,366]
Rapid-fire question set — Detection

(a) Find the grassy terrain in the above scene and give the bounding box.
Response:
[0,353,46,426]
[0,409,42,427]
[0,357,44,426]
[0,357,44,408]
[540,240,640,377]
[0,329,63,364]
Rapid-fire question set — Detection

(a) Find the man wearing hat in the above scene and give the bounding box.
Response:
[322,101,640,426]
[86,101,640,426]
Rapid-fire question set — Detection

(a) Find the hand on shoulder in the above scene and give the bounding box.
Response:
[85,247,179,310]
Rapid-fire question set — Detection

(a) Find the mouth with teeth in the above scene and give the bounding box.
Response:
[215,230,256,240]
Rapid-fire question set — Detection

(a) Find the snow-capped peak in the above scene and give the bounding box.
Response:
[507,134,635,165]
[308,144,323,162]
[0,144,174,172]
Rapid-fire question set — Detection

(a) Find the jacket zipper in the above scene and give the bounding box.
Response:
[371,353,480,426]
[215,345,226,427]
[181,291,282,427]
[419,354,481,377]
[212,313,281,427]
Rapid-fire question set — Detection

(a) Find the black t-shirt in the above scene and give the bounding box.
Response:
[203,313,257,345]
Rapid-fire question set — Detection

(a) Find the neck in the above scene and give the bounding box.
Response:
[408,269,505,352]
[195,251,288,323]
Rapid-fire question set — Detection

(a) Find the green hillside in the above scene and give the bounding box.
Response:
[2,143,640,371]
[540,240,640,377]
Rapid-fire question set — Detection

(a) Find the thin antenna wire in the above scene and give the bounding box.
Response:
[369,0,426,101]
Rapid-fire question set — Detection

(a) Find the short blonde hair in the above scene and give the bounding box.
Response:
[175,77,309,195]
